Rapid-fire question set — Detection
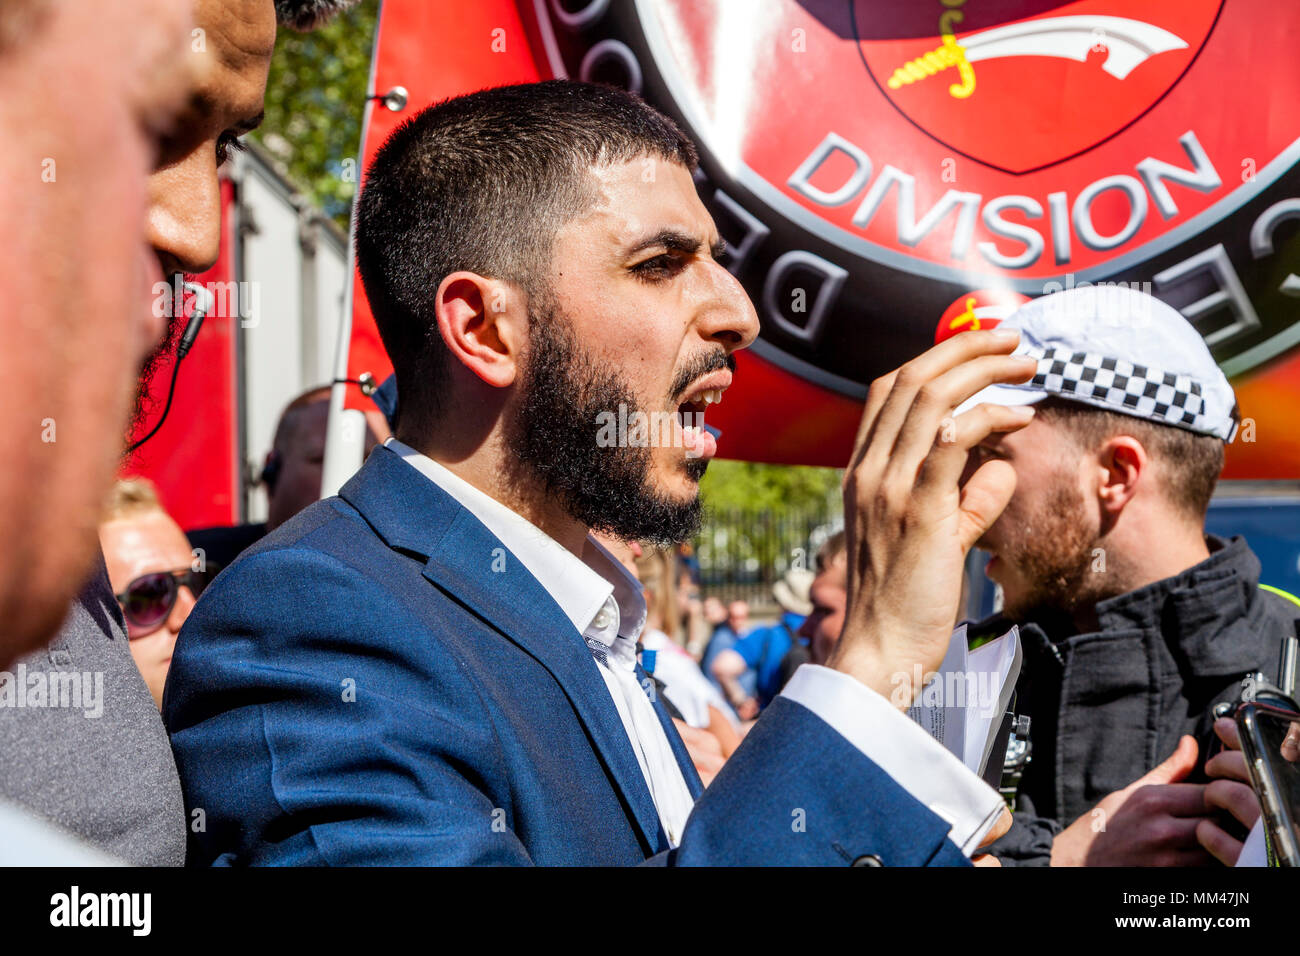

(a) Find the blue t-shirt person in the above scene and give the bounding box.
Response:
[701,624,757,699]
[732,611,806,709]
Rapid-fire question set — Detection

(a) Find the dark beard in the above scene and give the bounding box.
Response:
[129,290,183,440]
[993,482,1106,623]
[508,305,707,547]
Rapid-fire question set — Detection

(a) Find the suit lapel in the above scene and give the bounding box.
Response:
[340,447,669,853]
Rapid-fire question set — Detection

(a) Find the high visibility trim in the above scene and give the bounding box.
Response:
[1259,583,1300,608]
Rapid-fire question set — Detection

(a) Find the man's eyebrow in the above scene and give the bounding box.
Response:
[185,89,264,135]
[230,111,265,135]
[624,229,726,260]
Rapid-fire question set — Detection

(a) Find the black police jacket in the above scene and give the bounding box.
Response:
[981,535,1299,865]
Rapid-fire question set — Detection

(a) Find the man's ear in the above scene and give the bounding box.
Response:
[1097,435,1146,515]
[433,271,527,389]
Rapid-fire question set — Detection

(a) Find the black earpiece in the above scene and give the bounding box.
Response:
[127,282,211,454]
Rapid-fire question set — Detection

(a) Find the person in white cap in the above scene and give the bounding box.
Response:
[955,284,1294,867]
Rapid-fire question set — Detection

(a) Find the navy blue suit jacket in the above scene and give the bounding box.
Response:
[164,446,969,866]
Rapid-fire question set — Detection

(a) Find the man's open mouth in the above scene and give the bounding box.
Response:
[674,374,730,455]
[676,386,723,437]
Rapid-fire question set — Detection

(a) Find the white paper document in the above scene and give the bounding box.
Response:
[906,624,1023,776]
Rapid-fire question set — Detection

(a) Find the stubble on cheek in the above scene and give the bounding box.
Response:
[991,481,1099,620]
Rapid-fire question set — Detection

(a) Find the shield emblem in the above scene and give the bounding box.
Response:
[515,0,1300,473]
[854,0,1223,173]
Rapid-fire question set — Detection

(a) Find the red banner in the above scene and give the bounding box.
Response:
[351,0,1300,477]
[122,180,241,529]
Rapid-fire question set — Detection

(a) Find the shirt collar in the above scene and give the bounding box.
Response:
[386,439,646,640]
[581,536,649,648]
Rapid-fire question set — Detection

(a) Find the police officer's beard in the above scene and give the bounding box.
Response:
[992,482,1110,624]
[507,307,705,547]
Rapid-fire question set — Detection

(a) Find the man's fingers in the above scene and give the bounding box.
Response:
[1157,813,1212,843]
[1123,782,1212,818]
[956,459,1018,553]
[1205,779,1261,830]
[1283,721,1300,762]
[1132,735,1199,787]
[856,330,1027,476]
[1164,846,1218,868]
[917,402,1036,497]
[848,368,900,476]
[1213,716,1241,752]
[1196,819,1244,867]
[673,719,723,757]
[886,353,1037,475]
[1204,749,1251,784]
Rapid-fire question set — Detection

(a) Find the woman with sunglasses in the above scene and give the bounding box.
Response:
[99,480,204,709]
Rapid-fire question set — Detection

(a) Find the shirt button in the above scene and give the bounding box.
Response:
[850,854,884,867]
[592,608,614,631]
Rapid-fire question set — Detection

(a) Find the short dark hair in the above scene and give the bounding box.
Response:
[1034,397,1224,519]
[274,0,358,31]
[355,80,698,429]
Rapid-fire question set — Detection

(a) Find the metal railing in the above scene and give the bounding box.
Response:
[692,506,842,610]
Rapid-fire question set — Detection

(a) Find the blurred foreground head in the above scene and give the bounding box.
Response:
[0,0,197,667]
[0,0,354,668]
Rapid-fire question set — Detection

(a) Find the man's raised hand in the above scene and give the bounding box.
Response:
[828,329,1036,705]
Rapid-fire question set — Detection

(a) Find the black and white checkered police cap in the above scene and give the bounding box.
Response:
[955,285,1239,442]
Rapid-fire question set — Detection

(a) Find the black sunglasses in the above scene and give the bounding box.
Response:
[115,568,208,639]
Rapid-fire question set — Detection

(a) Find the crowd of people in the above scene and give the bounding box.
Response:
[0,0,1292,869]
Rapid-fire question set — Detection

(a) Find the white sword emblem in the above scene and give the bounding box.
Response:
[887,15,1189,96]
[961,15,1188,80]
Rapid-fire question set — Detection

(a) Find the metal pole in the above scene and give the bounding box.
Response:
[320,0,385,500]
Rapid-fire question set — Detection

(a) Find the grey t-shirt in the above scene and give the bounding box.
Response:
[0,553,186,865]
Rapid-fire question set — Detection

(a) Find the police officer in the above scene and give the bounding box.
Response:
[957,285,1299,866]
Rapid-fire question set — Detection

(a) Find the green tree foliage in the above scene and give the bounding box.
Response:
[699,460,842,514]
[252,0,378,227]
[694,461,843,594]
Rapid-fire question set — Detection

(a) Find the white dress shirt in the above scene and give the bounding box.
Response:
[388,439,1005,856]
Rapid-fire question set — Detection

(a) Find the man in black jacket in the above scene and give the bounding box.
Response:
[955,284,1296,866]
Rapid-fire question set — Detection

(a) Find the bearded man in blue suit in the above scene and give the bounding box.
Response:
[164,80,1035,866]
